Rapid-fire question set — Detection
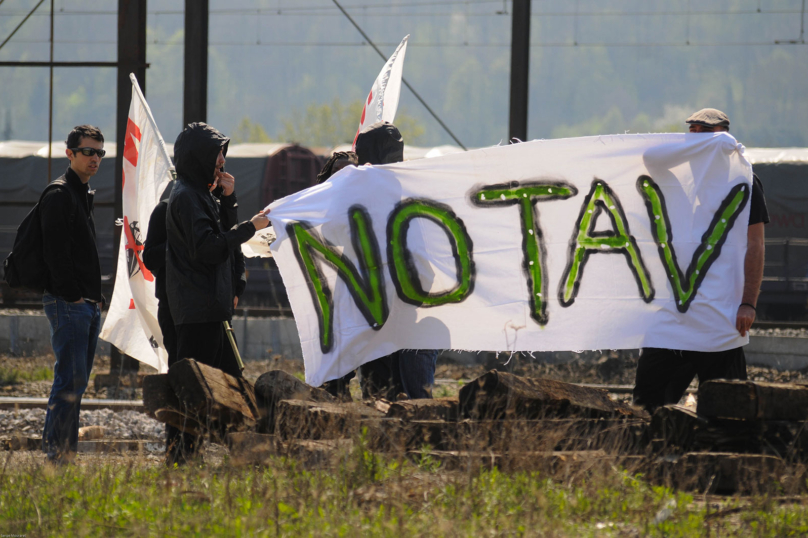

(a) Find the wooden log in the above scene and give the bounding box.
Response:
[376,418,647,454]
[143,374,180,418]
[275,399,384,440]
[654,452,791,495]
[2,436,40,451]
[649,405,707,453]
[78,425,106,441]
[698,380,808,421]
[253,370,335,433]
[458,370,645,420]
[386,397,459,422]
[167,359,258,430]
[154,408,205,436]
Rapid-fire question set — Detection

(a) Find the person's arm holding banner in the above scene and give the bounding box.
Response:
[738,222,764,336]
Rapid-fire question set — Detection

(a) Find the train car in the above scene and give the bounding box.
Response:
[746,148,808,319]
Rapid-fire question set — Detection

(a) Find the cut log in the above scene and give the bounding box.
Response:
[154,408,205,436]
[78,425,106,441]
[654,452,792,495]
[376,418,647,454]
[1,436,40,451]
[253,370,335,433]
[649,405,707,453]
[167,359,258,431]
[275,399,384,440]
[458,370,645,420]
[143,374,180,418]
[697,380,808,421]
[387,397,459,422]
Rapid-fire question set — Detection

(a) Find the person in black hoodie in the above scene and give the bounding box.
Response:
[40,125,105,464]
[354,122,439,401]
[165,122,269,464]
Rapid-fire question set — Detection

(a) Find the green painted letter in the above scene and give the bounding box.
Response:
[559,179,654,306]
[638,175,750,312]
[387,199,474,307]
[472,181,577,324]
[288,205,387,353]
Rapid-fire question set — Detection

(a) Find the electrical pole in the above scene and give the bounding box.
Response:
[509,0,531,142]
[183,0,209,126]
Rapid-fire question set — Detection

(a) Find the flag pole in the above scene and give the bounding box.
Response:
[129,73,176,178]
[224,321,245,371]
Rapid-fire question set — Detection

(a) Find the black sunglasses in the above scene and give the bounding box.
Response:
[70,147,106,158]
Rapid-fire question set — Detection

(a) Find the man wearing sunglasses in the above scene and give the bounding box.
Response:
[39,125,105,464]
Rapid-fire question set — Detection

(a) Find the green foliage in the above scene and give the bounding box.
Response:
[230,117,272,144]
[0,366,52,386]
[276,98,425,148]
[2,453,808,536]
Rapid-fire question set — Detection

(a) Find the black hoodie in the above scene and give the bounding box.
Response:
[165,123,255,325]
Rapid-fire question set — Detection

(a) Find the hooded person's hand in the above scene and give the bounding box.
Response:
[216,170,235,196]
[251,208,270,230]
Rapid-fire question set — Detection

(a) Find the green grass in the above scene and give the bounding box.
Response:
[0,366,53,386]
[2,446,808,537]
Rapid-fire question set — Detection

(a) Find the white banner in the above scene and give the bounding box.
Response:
[352,35,409,149]
[268,133,754,387]
[99,75,174,373]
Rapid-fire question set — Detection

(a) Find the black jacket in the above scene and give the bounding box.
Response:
[145,194,247,304]
[143,200,169,303]
[39,166,102,302]
[166,123,255,325]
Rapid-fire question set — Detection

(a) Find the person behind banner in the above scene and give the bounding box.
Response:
[316,151,360,401]
[39,125,105,464]
[142,184,176,364]
[632,108,769,413]
[165,122,269,465]
[353,122,439,401]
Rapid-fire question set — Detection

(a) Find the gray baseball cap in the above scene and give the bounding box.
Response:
[685,108,730,129]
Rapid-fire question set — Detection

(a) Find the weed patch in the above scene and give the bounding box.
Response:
[2,451,808,536]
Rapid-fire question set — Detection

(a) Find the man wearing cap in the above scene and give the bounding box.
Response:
[632,108,769,413]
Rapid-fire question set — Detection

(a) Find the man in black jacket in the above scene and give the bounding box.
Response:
[40,125,105,464]
[165,122,268,464]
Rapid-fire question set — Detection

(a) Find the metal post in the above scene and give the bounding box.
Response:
[183,0,208,126]
[111,0,147,379]
[47,0,53,184]
[508,0,531,142]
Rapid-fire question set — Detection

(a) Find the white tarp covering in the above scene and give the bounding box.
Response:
[268,133,754,387]
[99,75,173,373]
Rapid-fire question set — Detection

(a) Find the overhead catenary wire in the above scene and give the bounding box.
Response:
[0,0,46,51]
[331,0,467,150]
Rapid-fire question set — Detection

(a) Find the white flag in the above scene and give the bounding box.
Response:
[99,74,174,373]
[352,35,409,149]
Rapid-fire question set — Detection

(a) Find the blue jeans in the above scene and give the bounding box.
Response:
[42,293,101,459]
[397,349,439,399]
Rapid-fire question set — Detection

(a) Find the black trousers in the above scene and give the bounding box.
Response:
[633,346,747,413]
[156,301,177,366]
[166,321,241,465]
